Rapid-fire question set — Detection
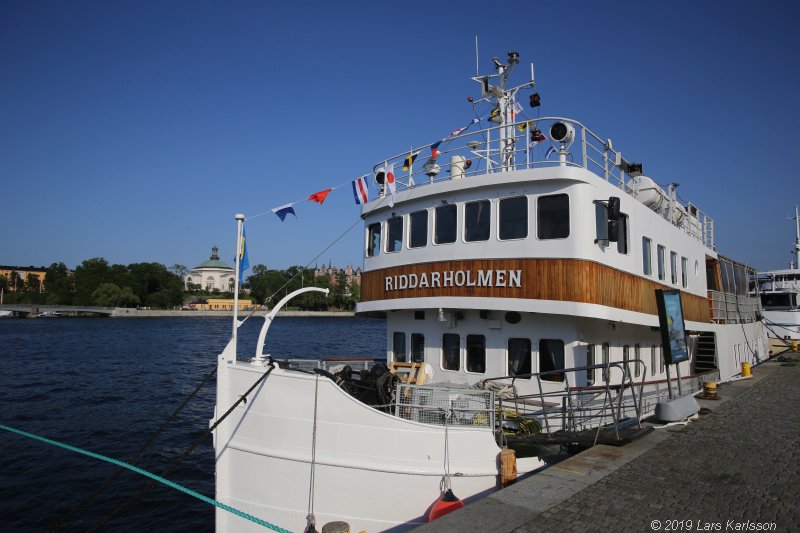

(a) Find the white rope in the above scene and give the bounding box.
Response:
[305,374,320,533]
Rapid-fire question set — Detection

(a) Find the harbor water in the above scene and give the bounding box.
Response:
[0,316,385,532]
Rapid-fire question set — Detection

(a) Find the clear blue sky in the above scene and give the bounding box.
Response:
[2,0,799,273]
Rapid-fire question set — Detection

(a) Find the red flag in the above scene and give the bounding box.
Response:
[308,188,332,204]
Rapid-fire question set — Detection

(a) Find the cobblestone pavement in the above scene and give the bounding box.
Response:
[517,364,800,533]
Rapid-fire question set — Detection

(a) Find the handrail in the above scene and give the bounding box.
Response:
[367,116,715,249]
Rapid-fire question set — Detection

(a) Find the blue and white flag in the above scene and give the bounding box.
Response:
[271,203,297,221]
[238,224,250,281]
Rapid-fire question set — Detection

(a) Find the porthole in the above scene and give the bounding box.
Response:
[505,311,521,324]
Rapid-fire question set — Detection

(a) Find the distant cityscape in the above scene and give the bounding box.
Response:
[1,246,361,311]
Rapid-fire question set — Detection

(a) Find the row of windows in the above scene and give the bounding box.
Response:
[585,343,664,384]
[642,237,690,288]
[394,333,671,383]
[367,194,569,257]
[392,332,566,380]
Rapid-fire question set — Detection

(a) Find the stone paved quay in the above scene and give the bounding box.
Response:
[419,361,800,533]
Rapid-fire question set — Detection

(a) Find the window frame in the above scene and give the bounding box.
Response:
[539,338,566,382]
[617,214,629,254]
[392,331,406,362]
[411,333,425,363]
[465,334,486,374]
[507,337,532,377]
[586,344,596,385]
[499,195,528,241]
[441,333,460,371]
[386,215,403,253]
[408,209,428,249]
[681,256,688,288]
[536,194,570,240]
[433,204,458,245]
[634,344,641,378]
[670,251,678,284]
[642,237,652,275]
[366,222,381,258]
[657,244,666,281]
[464,199,492,242]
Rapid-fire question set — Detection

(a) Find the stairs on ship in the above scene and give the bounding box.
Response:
[694,332,718,372]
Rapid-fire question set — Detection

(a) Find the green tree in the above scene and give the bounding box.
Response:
[92,283,122,306]
[45,262,73,304]
[74,258,112,305]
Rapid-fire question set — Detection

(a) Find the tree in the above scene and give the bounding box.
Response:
[45,262,73,304]
[74,258,112,305]
[92,283,122,306]
[169,264,189,280]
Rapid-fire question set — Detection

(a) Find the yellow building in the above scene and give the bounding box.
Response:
[0,265,47,291]
[195,298,258,311]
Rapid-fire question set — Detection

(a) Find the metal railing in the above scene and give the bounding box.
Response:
[708,291,761,324]
[394,384,495,428]
[371,116,715,249]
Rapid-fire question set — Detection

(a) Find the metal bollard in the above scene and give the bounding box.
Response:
[321,521,350,533]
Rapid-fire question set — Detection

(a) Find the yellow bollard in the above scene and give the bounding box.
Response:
[741,362,751,377]
[702,381,718,399]
[792,341,798,353]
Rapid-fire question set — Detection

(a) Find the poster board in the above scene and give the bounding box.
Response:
[655,289,690,365]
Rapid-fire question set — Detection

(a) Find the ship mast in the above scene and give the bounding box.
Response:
[471,51,535,172]
[791,205,800,270]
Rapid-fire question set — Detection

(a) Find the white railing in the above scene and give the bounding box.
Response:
[708,291,761,324]
[371,117,715,249]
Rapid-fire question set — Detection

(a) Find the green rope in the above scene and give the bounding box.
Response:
[0,423,293,533]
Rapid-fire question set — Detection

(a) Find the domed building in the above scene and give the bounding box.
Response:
[185,246,235,292]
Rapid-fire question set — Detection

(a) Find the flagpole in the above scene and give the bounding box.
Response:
[233,213,245,362]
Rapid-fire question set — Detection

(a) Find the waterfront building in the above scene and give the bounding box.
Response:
[0,265,47,292]
[184,247,235,292]
[195,298,256,311]
[313,262,362,293]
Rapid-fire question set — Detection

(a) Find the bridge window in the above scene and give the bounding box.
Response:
[392,332,406,362]
[650,345,657,376]
[643,237,652,275]
[508,338,531,376]
[465,200,491,242]
[681,257,688,288]
[539,339,565,382]
[657,245,666,281]
[434,204,457,244]
[366,223,381,257]
[442,333,460,371]
[466,334,486,373]
[411,333,425,363]
[409,210,428,248]
[499,196,528,240]
[670,251,678,284]
[537,194,570,239]
[386,216,403,253]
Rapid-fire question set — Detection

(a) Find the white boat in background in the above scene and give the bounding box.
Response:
[752,206,800,350]
[212,51,767,532]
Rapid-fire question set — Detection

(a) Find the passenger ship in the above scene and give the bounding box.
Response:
[752,206,800,349]
[212,52,767,532]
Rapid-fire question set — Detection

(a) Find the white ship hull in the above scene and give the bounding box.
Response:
[213,351,521,532]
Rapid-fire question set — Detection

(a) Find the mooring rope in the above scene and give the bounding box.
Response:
[88,363,276,531]
[48,365,218,532]
[0,423,291,533]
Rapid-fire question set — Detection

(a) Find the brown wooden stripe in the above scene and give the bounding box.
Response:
[360,258,711,323]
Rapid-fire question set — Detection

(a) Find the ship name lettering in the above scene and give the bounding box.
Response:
[443,270,454,287]
[383,269,522,291]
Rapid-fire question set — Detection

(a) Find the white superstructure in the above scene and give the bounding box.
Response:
[212,51,768,532]
[753,206,800,346]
